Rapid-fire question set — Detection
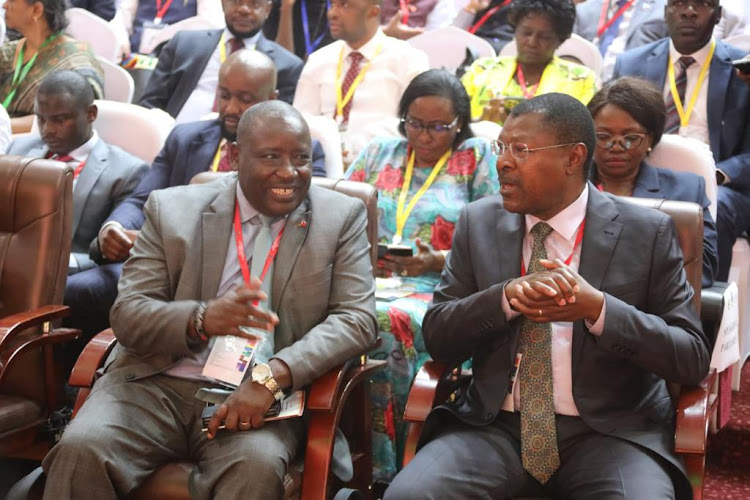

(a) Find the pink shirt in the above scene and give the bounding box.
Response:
[500,185,606,416]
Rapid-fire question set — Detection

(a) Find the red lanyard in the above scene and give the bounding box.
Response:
[154,0,175,23]
[233,201,285,306]
[520,220,585,276]
[596,0,636,38]
[468,0,512,34]
[72,160,86,180]
[516,64,540,99]
[399,0,410,24]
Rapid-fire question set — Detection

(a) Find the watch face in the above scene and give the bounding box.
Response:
[252,363,272,382]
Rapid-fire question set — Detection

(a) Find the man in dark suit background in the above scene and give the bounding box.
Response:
[612,0,750,281]
[385,93,709,499]
[69,0,116,21]
[6,70,148,360]
[138,0,303,123]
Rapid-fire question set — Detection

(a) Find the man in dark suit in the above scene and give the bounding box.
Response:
[138,0,303,123]
[612,0,750,280]
[70,0,116,21]
[386,93,710,499]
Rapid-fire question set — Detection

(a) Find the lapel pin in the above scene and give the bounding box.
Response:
[298,220,308,228]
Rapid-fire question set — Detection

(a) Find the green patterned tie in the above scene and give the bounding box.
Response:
[519,221,559,484]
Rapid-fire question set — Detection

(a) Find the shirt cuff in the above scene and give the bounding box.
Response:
[501,283,522,321]
[585,298,606,336]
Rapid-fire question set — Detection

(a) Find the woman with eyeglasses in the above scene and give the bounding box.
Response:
[461,0,597,125]
[589,76,718,286]
[343,69,499,481]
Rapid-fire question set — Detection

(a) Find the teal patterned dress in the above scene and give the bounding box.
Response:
[344,136,500,481]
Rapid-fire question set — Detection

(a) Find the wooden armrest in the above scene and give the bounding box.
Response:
[0,328,81,384]
[404,360,449,423]
[68,329,117,388]
[0,305,70,349]
[675,370,716,455]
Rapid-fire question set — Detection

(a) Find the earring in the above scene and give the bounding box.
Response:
[647,147,652,153]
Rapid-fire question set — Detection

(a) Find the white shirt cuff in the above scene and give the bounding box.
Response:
[585,298,606,336]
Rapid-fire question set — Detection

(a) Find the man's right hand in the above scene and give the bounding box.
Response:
[99,224,138,262]
[202,282,280,339]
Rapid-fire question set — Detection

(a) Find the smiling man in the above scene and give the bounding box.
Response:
[386,93,709,500]
[138,0,303,123]
[40,100,377,499]
[612,0,750,281]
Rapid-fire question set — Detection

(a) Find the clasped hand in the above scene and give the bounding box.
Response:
[506,259,604,324]
[203,280,279,339]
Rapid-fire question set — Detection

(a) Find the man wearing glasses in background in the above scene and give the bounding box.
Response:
[385,93,709,500]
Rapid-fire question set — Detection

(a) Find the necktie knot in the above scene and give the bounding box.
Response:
[349,51,364,65]
[255,214,275,228]
[678,56,696,71]
[530,222,553,245]
[229,37,245,54]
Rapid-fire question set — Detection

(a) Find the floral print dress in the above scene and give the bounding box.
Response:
[344,136,500,481]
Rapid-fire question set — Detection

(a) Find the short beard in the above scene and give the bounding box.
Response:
[226,23,261,41]
[220,120,237,142]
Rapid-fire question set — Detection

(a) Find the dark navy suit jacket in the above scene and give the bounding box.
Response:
[593,161,718,287]
[104,119,327,233]
[70,0,116,21]
[138,29,303,117]
[613,39,750,192]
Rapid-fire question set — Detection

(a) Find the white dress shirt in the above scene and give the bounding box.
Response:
[175,29,261,125]
[500,185,606,416]
[664,38,713,147]
[293,28,429,159]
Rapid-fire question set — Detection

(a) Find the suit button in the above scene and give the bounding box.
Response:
[486,413,493,422]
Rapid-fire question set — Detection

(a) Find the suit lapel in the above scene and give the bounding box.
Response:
[632,162,661,196]
[188,121,223,180]
[255,34,275,58]
[72,140,108,237]
[497,203,524,285]
[271,197,311,312]
[629,0,658,39]
[201,179,236,301]
[707,41,731,160]
[646,39,669,88]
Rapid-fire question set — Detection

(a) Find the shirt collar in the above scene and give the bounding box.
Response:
[669,37,715,68]
[525,184,589,241]
[225,28,261,50]
[65,131,99,162]
[343,28,385,61]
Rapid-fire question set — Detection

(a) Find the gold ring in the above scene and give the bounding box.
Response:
[538,309,543,317]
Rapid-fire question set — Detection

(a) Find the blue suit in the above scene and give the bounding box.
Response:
[593,161,718,287]
[613,38,750,280]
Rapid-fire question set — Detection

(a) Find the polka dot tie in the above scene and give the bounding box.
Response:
[340,51,364,124]
[216,140,232,172]
[519,221,559,484]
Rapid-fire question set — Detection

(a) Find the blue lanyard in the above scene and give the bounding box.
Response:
[301,0,330,56]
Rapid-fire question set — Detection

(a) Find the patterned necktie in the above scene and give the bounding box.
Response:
[598,0,628,56]
[340,51,365,124]
[250,214,276,364]
[664,56,696,134]
[216,140,232,172]
[519,221,559,484]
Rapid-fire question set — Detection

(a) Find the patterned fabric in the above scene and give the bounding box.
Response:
[0,35,103,118]
[216,141,232,172]
[518,222,560,484]
[344,136,499,481]
[461,56,598,122]
[664,56,695,134]
[340,51,364,124]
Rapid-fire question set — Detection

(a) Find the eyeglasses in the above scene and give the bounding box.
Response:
[595,132,646,151]
[491,139,580,161]
[402,116,459,136]
[667,0,718,10]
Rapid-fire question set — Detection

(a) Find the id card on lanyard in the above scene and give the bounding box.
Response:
[140,0,175,53]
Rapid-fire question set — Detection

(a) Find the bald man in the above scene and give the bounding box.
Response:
[40,100,376,499]
[64,51,326,347]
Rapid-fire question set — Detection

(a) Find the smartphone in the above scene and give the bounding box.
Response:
[731,58,750,75]
[378,243,414,258]
[200,402,281,432]
[503,96,525,113]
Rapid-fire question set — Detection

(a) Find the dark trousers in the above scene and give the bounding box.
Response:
[385,412,676,500]
[716,185,750,281]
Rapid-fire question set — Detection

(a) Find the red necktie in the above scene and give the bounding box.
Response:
[340,51,364,124]
[216,141,232,172]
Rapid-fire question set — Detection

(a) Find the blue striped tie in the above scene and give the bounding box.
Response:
[664,56,695,134]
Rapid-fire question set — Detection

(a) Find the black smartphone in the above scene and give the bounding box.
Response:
[731,58,750,75]
[200,402,281,432]
[378,244,414,258]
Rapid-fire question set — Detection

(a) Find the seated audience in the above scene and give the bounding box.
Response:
[264,0,335,59]
[379,0,457,40]
[293,0,429,162]
[588,76,718,287]
[76,51,325,344]
[0,0,103,133]
[461,0,597,125]
[715,0,749,38]
[452,0,516,54]
[574,0,667,81]
[344,69,499,480]
[139,0,303,123]
[110,0,223,58]
[613,0,750,281]
[6,70,148,362]
[386,92,710,500]
[70,0,116,21]
[40,100,377,499]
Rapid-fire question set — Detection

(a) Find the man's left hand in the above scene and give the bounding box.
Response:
[509,259,604,324]
[205,379,275,439]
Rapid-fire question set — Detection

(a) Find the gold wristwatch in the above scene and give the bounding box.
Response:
[251,363,284,401]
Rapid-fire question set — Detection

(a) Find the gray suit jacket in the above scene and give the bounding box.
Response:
[421,186,710,499]
[6,136,148,273]
[105,176,377,392]
[574,0,668,54]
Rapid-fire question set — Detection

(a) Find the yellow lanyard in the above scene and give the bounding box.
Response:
[335,44,382,120]
[667,40,715,128]
[393,148,452,244]
[218,33,255,63]
[211,139,226,172]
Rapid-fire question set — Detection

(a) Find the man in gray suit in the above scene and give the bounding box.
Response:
[574,0,667,80]
[386,93,709,499]
[40,101,377,499]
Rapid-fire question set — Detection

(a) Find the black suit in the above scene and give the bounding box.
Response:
[139,29,303,117]
[70,0,116,21]
[387,187,710,499]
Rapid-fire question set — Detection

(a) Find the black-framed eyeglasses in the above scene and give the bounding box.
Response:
[491,139,580,161]
[666,0,718,10]
[595,132,646,151]
[402,116,459,136]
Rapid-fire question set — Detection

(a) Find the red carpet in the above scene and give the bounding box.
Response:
[705,361,750,498]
